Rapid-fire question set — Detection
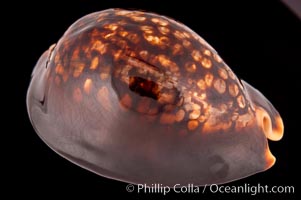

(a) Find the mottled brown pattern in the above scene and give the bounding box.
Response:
[27,9,284,186]
[49,9,253,132]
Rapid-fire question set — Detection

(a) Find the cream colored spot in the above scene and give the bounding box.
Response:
[175,109,185,122]
[83,78,93,94]
[197,79,206,90]
[158,26,170,34]
[130,16,146,22]
[218,68,228,79]
[187,120,199,131]
[174,30,186,39]
[191,50,202,61]
[73,88,82,103]
[229,84,239,97]
[119,31,129,37]
[213,53,223,63]
[127,33,140,43]
[182,31,191,38]
[172,44,182,55]
[193,92,206,100]
[91,40,107,55]
[205,73,214,86]
[190,110,201,120]
[204,49,212,56]
[201,57,212,69]
[104,23,118,31]
[115,10,131,15]
[237,95,246,108]
[151,18,168,26]
[73,63,85,78]
[159,36,170,46]
[158,92,176,104]
[100,73,109,80]
[139,50,148,60]
[157,55,179,72]
[90,57,99,70]
[183,40,191,48]
[213,78,226,94]
[141,26,153,34]
[143,34,168,46]
[104,32,115,39]
[185,62,197,73]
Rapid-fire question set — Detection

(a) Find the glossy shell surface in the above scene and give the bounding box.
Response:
[27,9,284,186]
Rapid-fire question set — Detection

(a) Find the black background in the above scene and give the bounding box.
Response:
[8,0,300,199]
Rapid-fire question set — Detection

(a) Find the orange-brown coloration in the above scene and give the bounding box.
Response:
[84,78,93,94]
[218,68,228,79]
[27,9,284,187]
[73,63,85,78]
[175,109,185,122]
[90,57,99,70]
[205,73,214,86]
[201,57,212,69]
[229,84,239,97]
[203,49,212,57]
[91,40,107,54]
[151,18,168,26]
[172,44,183,55]
[187,120,199,131]
[189,110,201,120]
[185,62,197,73]
[158,26,170,35]
[197,79,206,90]
[237,95,246,108]
[191,50,202,61]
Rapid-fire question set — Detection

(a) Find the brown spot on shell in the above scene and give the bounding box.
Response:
[83,78,93,94]
[191,50,202,62]
[229,84,239,97]
[151,18,169,26]
[237,95,246,108]
[187,120,199,131]
[205,73,214,86]
[90,57,99,70]
[218,68,228,79]
[175,109,185,122]
[213,79,226,94]
[204,49,212,57]
[197,79,206,90]
[185,62,197,73]
[158,26,170,35]
[201,57,212,69]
